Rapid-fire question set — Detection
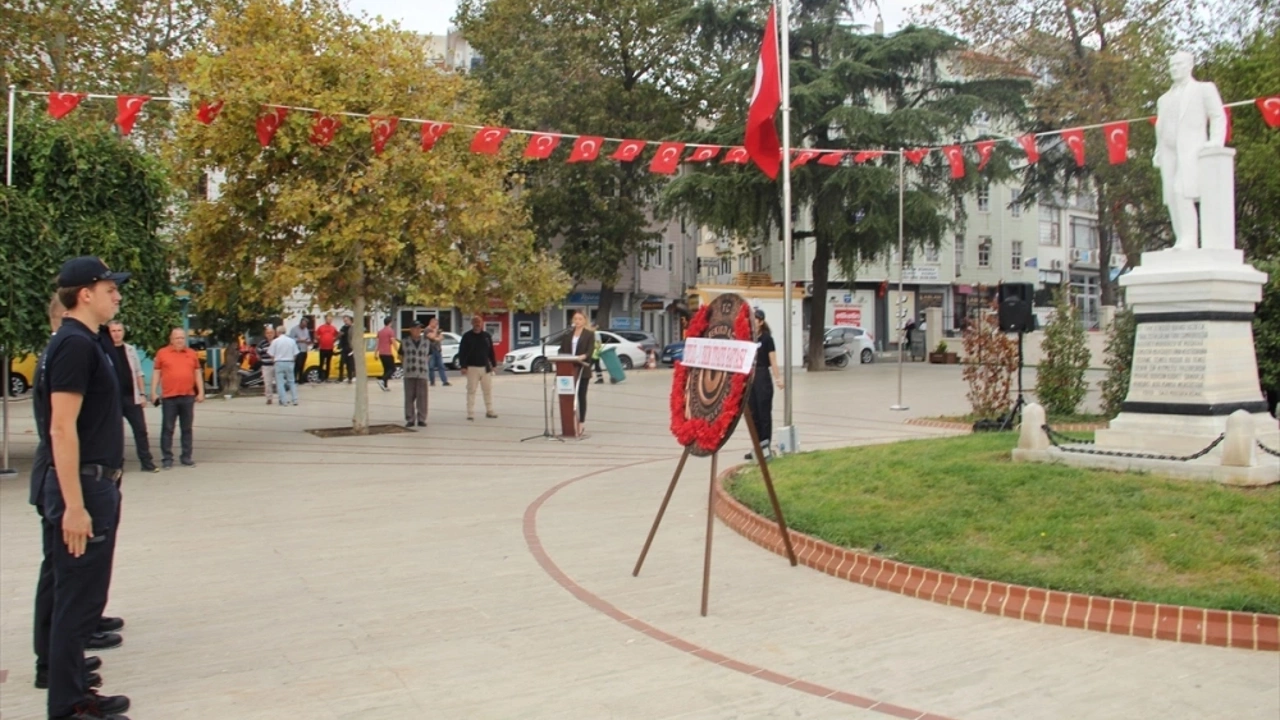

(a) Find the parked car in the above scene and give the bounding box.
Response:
[302,333,401,383]
[8,353,37,395]
[439,331,462,368]
[503,329,648,373]
[615,330,659,354]
[813,326,876,364]
[660,341,684,366]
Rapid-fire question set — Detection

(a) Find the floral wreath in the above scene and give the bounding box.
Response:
[669,301,754,455]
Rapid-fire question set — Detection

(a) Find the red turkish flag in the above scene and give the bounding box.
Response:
[567,136,604,163]
[1017,134,1040,164]
[114,95,150,135]
[369,116,398,155]
[470,126,509,155]
[611,139,646,162]
[817,151,845,166]
[790,149,820,169]
[942,145,965,179]
[976,140,995,170]
[721,147,750,164]
[1257,96,1280,128]
[523,133,561,159]
[649,142,686,174]
[853,150,884,164]
[1103,121,1129,165]
[256,106,289,148]
[196,100,224,125]
[1223,106,1232,144]
[420,122,451,151]
[744,5,782,179]
[903,148,929,165]
[48,92,86,119]
[687,146,721,163]
[1061,128,1085,167]
[309,114,340,147]
[1147,116,1157,126]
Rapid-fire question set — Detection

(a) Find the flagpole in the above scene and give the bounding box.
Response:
[778,0,796,445]
[890,151,908,411]
[2,84,17,478]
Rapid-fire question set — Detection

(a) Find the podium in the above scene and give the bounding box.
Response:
[548,355,586,438]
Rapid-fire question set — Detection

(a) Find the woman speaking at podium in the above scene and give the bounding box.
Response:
[558,311,596,435]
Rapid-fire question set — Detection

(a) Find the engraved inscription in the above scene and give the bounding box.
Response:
[1128,322,1208,399]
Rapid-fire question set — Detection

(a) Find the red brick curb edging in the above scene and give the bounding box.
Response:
[714,467,1280,652]
[905,418,1108,432]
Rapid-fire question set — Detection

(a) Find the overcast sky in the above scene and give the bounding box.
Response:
[342,0,924,37]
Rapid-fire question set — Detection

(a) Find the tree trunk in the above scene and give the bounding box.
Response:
[807,235,832,371]
[597,284,616,330]
[351,259,369,435]
[1095,179,1115,306]
[217,344,241,396]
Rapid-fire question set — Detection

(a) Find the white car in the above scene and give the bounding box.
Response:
[828,325,876,364]
[503,330,648,373]
[440,331,461,368]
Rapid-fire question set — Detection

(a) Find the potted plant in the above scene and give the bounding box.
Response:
[929,340,949,364]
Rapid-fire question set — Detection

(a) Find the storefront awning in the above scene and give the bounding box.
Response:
[956,284,974,295]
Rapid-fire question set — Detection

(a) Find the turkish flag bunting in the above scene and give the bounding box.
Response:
[976,140,995,170]
[196,100,224,125]
[611,139,646,162]
[903,148,929,165]
[115,95,150,135]
[1148,116,1157,126]
[567,136,604,163]
[722,147,750,164]
[1224,106,1232,144]
[523,133,561,159]
[1257,96,1280,128]
[649,142,686,174]
[687,146,721,163]
[370,116,398,155]
[256,106,289,148]
[309,114,340,147]
[1017,134,1040,164]
[1061,128,1085,167]
[1103,121,1129,164]
[817,151,845,166]
[48,92,86,119]
[470,126,509,155]
[853,150,884,164]
[942,145,965,179]
[745,5,782,179]
[790,150,821,168]
[420,122,451,151]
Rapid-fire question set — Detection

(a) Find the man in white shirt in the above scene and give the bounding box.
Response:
[269,327,300,406]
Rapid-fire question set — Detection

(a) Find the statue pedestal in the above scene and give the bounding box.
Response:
[1095,248,1277,462]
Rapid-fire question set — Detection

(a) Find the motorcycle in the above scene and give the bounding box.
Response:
[803,337,853,369]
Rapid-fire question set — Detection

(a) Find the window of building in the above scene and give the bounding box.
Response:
[1070,217,1099,250]
[978,236,992,267]
[1010,187,1022,217]
[667,243,674,271]
[720,258,731,275]
[954,234,965,274]
[977,184,990,212]
[1011,241,1023,271]
[925,245,940,263]
[1039,205,1061,246]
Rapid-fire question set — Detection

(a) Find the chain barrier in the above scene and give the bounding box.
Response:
[1042,424,1226,462]
[1258,440,1280,458]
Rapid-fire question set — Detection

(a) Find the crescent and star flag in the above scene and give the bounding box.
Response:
[567,136,603,162]
[942,145,965,178]
[370,116,398,155]
[903,148,929,165]
[1061,128,1086,167]
[649,142,686,174]
[523,133,561,159]
[687,146,721,163]
[817,151,845,166]
[1258,96,1280,128]
[976,140,995,170]
[420,122,451,151]
[853,150,884,163]
[310,114,340,147]
[721,147,750,164]
[744,5,782,179]
[470,126,509,154]
[1103,121,1129,164]
[114,95,150,135]
[196,100,224,125]
[611,139,646,162]
[256,106,289,148]
[1017,134,1040,164]
[1223,106,1232,144]
[790,149,820,168]
[48,92,86,119]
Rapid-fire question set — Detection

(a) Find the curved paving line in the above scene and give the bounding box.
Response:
[523,459,957,720]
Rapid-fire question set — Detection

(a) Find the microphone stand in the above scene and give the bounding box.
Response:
[520,336,563,443]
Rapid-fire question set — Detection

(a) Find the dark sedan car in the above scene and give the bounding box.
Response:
[660,341,685,366]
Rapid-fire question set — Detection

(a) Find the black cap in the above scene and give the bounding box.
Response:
[412,321,425,328]
[754,308,766,320]
[56,257,131,288]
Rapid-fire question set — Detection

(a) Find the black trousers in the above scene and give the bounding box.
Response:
[379,354,395,383]
[295,351,308,383]
[319,349,334,379]
[160,395,195,465]
[44,470,120,718]
[747,377,774,445]
[337,350,354,381]
[121,402,154,468]
[576,368,590,422]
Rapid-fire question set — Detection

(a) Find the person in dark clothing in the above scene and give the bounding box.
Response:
[557,311,595,434]
[336,315,355,382]
[107,321,156,472]
[457,315,498,420]
[745,308,784,461]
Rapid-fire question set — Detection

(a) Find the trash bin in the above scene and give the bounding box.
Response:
[599,345,626,384]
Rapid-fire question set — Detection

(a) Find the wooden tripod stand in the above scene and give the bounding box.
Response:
[632,405,798,616]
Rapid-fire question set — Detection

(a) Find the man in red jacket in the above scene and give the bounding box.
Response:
[314,314,339,382]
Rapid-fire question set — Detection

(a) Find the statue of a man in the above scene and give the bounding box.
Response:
[1154,51,1227,250]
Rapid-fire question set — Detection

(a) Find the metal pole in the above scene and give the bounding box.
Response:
[2,84,16,476]
[779,0,795,430]
[890,152,908,411]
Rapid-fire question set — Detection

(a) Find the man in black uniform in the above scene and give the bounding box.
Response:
[36,257,133,720]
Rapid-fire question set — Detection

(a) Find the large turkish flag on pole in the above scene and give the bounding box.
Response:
[745,4,782,180]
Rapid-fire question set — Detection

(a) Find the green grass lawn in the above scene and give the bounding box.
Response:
[729,433,1280,614]
[930,412,1109,425]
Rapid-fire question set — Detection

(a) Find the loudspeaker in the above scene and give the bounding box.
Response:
[998,283,1035,333]
[998,282,1035,305]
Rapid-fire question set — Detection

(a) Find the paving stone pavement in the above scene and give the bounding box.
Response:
[1,363,1276,719]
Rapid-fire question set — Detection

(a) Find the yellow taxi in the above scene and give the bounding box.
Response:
[302,333,400,383]
[7,354,38,395]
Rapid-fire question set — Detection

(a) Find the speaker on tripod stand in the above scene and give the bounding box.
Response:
[996,283,1035,432]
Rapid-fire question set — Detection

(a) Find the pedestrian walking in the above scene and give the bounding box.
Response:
[401,322,430,427]
[458,315,498,421]
[288,318,312,384]
[35,257,133,719]
[268,327,300,406]
[426,317,451,386]
[558,311,595,435]
[745,308,784,460]
[336,315,355,382]
[375,316,397,392]
[150,328,204,469]
[107,321,157,473]
[315,314,338,381]
[256,325,276,404]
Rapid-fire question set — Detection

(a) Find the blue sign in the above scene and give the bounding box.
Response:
[567,292,601,306]
[610,316,634,330]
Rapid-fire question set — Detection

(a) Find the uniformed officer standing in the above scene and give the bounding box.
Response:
[36,257,133,720]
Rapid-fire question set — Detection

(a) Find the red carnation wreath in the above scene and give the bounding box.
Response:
[669,298,755,456]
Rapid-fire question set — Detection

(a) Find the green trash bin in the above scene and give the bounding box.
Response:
[599,345,626,384]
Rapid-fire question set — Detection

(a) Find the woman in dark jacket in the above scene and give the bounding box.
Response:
[558,310,595,435]
[746,308,784,459]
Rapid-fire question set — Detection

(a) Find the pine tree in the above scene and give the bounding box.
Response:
[1036,289,1091,416]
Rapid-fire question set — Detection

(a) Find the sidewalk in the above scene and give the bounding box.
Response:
[1,364,1276,719]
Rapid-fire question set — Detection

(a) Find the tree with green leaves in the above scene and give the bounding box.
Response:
[663,1,1031,368]
[1035,289,1090,416]
[1098,307,1136,418]
[172,0,569,432]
